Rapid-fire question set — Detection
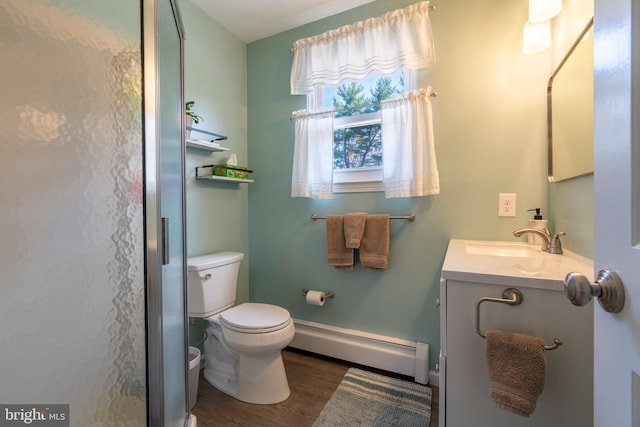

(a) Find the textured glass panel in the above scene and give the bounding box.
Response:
[0,1,146,426]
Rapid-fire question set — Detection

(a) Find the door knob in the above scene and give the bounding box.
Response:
[564,269,625,313]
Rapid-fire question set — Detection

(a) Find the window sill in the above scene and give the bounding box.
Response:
[333,167,383,193]
[333,181,383,193]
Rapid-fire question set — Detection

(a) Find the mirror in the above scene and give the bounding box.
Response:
[547,18,594,183]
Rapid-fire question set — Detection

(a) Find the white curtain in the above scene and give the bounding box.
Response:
[290,110,334,199]
[381,87,440,198]
[290,1,435,95]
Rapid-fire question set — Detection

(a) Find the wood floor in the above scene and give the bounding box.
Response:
[192,348,439,426]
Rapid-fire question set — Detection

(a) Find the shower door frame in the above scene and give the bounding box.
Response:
[143,0,189,425]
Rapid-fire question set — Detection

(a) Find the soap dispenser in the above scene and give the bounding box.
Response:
[527,208,548,246]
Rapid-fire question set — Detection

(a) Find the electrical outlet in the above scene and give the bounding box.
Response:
[498,193,516,217]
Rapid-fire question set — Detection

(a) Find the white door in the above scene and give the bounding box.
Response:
[592,0,640,425]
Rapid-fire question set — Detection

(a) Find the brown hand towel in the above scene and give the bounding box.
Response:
[485,330,546,417]
[344,212,367,248]
[326,215,354,269]
[360,214,390,271]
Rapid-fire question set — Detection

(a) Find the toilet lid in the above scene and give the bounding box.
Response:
[220,303,291,333]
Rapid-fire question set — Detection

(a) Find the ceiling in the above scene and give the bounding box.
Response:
[188,0,376,44]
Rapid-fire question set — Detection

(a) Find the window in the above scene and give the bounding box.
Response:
[290,2,437,199]
[308,69,417,192]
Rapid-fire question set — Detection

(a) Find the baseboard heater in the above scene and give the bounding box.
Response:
[289,319,437,385]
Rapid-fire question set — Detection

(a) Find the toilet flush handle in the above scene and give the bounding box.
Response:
[201,273,212,280]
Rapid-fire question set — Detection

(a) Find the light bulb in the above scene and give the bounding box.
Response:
[529,0,562,23]
[522,20,551,55]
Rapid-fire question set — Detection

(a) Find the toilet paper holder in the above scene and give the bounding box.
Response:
[302,288,335,299]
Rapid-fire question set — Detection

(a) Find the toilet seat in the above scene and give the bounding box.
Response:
[220,303,291,334]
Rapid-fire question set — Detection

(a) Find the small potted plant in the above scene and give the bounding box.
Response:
[185,101,203,138]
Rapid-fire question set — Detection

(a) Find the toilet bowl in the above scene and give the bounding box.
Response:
[187,252,295,404]
[204,303,295,404]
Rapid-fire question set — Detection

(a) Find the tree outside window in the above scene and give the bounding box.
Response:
[324,71,404,171]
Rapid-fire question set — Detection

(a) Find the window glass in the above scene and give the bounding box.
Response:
[307,69,414,192]
[333,123,382,169]
[322,71,405,114]
[323,70,405,171]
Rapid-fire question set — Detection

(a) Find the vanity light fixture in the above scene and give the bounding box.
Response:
[522,20,551,55]
[528,0,562,23]
[522,0,561,55]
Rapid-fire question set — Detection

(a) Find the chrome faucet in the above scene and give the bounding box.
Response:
[512,228,566,254]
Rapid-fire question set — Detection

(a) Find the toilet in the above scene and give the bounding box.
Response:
[187,252,295,404]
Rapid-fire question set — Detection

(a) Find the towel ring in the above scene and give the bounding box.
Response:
[475,288,562,351]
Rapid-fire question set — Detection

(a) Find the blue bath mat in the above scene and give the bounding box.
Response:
[313,368,432,426]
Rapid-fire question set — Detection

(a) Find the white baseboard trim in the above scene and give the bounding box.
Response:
[429,369,439,387]
[290,319,438,385]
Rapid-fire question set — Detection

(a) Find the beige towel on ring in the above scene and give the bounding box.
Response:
[344,212,367,249]
[485,330,546,417]
[360,214,390,271]
[326,215,354,269]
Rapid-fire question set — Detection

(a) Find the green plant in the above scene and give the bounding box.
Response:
[185,100,203,124]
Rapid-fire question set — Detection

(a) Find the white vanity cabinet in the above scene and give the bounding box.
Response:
[439,239,594,427]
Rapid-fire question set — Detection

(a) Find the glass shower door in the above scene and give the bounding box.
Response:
[0,0,147,425]
[144,0,189,425]
[1,0,189,425]
[159,0,189,425]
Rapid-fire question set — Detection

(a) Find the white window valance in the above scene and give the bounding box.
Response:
[290,1,436,95]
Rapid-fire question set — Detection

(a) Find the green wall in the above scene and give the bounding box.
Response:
[182,0,595,370]
[182,0,250,303]
[246,0,552,369]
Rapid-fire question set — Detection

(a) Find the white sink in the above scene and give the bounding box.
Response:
[443,239,594,289]
[464,241,539,258]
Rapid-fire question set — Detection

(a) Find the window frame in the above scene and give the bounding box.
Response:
[308,69,417,193]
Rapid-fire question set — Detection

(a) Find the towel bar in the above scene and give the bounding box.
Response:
[475,288,562,351]
[311,213,416,221]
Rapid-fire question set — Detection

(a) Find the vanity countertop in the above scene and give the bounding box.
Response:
[442,239,594,291]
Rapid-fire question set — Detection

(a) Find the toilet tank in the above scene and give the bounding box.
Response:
[187,252,244,318]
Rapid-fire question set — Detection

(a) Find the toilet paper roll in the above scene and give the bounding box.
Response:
[305,290,325,306]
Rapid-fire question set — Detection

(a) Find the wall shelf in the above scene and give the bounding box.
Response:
[187,126,227,140]
[186,126,229,151]
[195,164,253,183]
[195,175,254,183]
[185,139,229,151]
